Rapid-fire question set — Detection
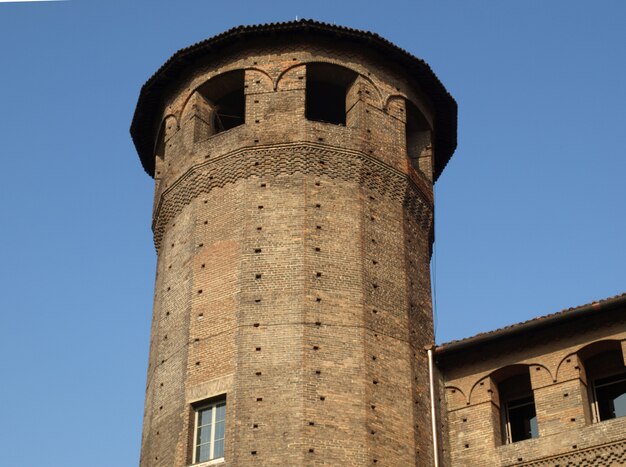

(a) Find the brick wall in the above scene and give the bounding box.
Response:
[437,310,626,466]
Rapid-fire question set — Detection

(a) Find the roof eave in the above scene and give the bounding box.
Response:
[129,20,457,180]
[435,293,626,358]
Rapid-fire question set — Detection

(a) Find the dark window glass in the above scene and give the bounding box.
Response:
[581,344,626,423]
[506,396,538,442]
[498,369,538,444]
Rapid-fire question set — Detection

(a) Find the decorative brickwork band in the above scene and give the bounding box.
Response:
[152,142,434,250]
[508,440,626,466]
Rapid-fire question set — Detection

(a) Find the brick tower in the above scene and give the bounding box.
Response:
[131,20,456,466]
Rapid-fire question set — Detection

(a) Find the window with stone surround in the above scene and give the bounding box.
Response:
[581,341,626,423]
[191,396,226,465]
[498,368,538,444]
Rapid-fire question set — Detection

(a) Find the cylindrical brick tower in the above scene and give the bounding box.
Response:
[131,20,456,467]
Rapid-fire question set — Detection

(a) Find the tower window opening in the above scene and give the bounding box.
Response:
[498,368,538,444]
[305,63,356,125]
[406,102,432,176]
[197,69,246,135]
[154,126,166,162]
[152,118,170,176]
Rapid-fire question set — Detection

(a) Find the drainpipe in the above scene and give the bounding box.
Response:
[427,345,440,467]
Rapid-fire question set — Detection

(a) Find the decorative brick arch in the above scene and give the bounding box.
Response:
[275,60,384,107]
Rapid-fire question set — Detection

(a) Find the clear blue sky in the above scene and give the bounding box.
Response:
[0,1,624,465]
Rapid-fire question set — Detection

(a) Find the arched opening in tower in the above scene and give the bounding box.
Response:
[305,63,357,125]
[406,101,433,176]
[154,123,166,161]
[197,69,246,133]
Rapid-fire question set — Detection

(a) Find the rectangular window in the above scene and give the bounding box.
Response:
[593,373,626,421]
[504,396,538,443]
[498,370,538,444]
[583,346,626,423]
[193,398,226,464]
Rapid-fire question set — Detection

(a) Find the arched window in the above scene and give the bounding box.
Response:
[580,341,626,423]
[153,115,176,178]
[305,63,357,125]
[154,123,166,162]
[196,70,246,134]
[405,101,431,160]
[493,365,538,444]
[405,101,433,178]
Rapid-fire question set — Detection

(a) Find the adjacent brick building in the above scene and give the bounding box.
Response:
[130,20,625,466]
[437,293,626,466]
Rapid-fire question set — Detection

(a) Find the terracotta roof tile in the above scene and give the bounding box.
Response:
[437,292,626,354]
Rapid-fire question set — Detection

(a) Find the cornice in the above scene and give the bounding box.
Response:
[151,142,434,250]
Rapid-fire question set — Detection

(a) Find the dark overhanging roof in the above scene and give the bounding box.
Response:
[129,19,458,180]
[435,292,626,358]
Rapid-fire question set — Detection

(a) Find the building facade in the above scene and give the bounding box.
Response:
[131,20,626,466]
[436,293,626,466]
